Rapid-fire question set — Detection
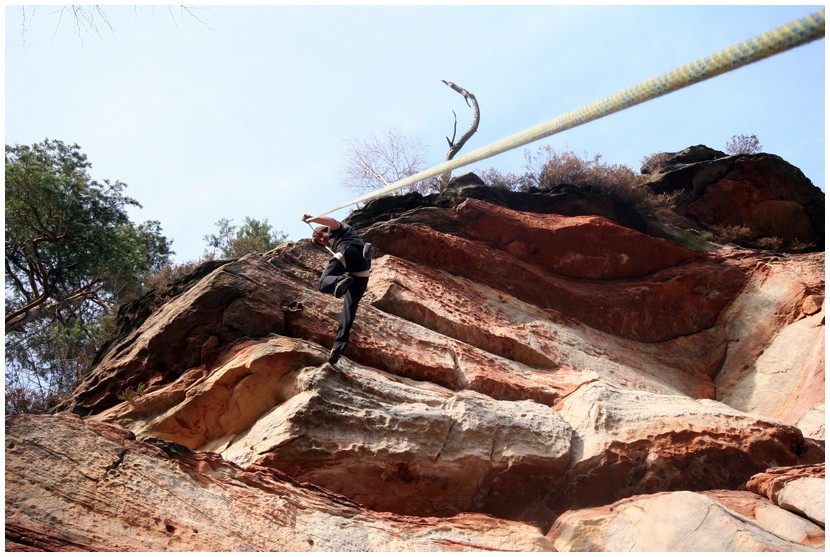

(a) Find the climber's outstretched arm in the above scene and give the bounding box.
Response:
[301,214,341,230]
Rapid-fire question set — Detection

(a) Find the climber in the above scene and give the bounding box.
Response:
[302,213,374,365]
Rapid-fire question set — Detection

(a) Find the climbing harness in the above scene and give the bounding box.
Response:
[313,10,824,217]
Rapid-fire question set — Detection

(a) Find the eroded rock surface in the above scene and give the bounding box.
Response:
[747,464,826,526]
[97,335,571,520]
[8,163,825,551]
[548,490,823,551]
[716,252,825,426]
[541,382,809,522]
[5,413,555,552]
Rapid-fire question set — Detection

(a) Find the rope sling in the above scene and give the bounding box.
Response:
[315,10,824,218]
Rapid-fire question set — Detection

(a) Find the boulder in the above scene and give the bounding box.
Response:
[747,464,826,526]
[644,147,824,251]
[548,490,822,551]
[540,381,810,521]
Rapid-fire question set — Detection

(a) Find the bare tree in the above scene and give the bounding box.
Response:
[725,134,763,155]
[17,5,211,45]
[340,79,481,198]
[342,129,440,196]
[440,80,480,190]
[53,5,113,40]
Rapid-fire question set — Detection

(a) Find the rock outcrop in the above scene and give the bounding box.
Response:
[6,149,825,551]
[643,145,825,251]
[548,488,824,551]
[747,464,826,527]
[6,412,555,552]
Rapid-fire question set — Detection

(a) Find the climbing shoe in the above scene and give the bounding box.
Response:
[334,276,353,298]
[328,346,343,364]
[363,242,375,261]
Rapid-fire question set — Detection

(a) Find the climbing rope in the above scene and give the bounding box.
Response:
[316,9,824,217]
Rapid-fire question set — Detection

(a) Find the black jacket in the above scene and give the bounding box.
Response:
[328,222,364,253]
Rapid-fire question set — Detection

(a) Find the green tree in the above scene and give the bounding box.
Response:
[203,217,287,259]
[5,139,172,412]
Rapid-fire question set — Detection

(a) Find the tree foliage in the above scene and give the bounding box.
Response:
[5,318,105,414]
[523,145,640,192]
[5,139,172,413]
[5,139,171,331]
[203,217,287,259]
[479,144,678,214]
[725,134,763,155]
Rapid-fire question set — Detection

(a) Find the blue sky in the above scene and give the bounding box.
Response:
[5,4,825,263]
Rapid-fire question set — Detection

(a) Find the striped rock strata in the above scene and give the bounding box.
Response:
[10,187,824,551]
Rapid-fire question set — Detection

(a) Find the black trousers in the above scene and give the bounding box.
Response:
[318,244,370,352]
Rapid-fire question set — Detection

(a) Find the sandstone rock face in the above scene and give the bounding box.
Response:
[542,382,808,522]
[7,169,825,551]
[716,252,825,427]
[361,199,749,343]
[96,335,572,520]
[550,465,827,552]
[747,464,826,526]
[52,256,288,416]
[6,413,555,552]
[548,490,823,551]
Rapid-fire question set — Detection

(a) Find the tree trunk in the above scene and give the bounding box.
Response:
[440,80,480,191]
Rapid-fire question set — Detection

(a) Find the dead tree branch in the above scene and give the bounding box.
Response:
[440,80,480,190]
